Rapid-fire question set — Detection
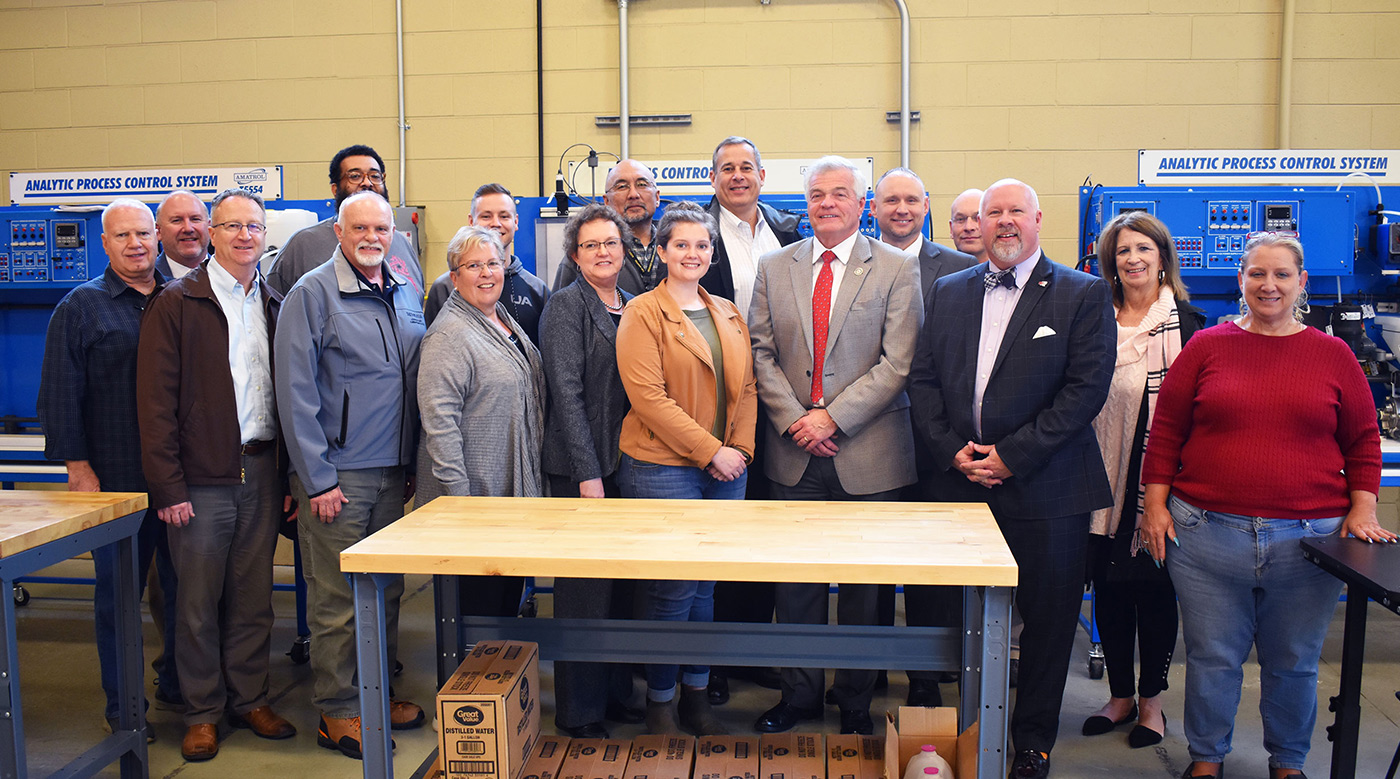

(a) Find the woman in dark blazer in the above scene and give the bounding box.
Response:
[541,203,643,739]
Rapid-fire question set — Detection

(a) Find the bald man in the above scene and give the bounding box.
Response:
[909,179,1115,779]
[948,188,987,263]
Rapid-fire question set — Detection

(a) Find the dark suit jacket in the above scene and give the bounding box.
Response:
[700,197,803,302]
[915,238,977,300]
[909,252,1116,519]
[539,279,633,484]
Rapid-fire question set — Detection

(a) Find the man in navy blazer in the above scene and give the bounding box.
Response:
[909,179,1114,779]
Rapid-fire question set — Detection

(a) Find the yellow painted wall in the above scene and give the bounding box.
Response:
[0,0,1397,278]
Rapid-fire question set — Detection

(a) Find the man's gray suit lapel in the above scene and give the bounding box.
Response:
[990,255,1054,381]
[789,239,816,359]
[825,234,872,356]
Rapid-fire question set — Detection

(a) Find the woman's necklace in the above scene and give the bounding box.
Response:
[603,287,625,313]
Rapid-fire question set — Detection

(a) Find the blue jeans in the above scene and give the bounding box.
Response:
[1166,495,1345,770]
[93,509,180,720]
[618,455,744,700]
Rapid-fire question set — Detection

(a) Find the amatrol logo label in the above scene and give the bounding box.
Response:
[453,705,485,726]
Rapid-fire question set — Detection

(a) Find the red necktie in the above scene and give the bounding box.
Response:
[811,250,835,406]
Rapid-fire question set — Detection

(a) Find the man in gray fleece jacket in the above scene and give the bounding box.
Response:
[274,192,428,759]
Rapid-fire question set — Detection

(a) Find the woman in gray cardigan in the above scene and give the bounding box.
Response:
[416,225,546,616]
[541,203,645,739]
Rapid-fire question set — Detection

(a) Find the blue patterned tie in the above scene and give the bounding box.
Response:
[984,268,1016,291]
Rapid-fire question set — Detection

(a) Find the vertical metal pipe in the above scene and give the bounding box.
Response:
[893,0,911,169]
[395,0,407,205]
[1278,0,1296,149]
[619,0,630,159]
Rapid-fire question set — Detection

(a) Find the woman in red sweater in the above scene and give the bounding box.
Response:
[1140,233,1396,779]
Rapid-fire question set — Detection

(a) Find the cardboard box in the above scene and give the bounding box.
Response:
[759,734,824,779]
[558,739,632,779]
[437,641,542,779]
[827,734,885,779]
[522,736,572,779]
[882,707,978,779]
[625,735,693,779]
[693,736,759,779]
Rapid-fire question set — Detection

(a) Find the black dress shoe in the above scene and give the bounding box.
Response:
[1127,713,1165,748]
[708,674,730,706]
[1081,703,1138,736]
[839,708,874,735]
[1181,764,1223,779]
[824,687,838,706]
[753,701,822,733]
[557,722,609,739]
[1008,658,1019,688]
[1008,749,1050,779]
[605,701,645,724]
[906,678,943,708]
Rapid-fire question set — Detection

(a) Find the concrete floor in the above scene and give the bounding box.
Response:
[11,562,1400,778]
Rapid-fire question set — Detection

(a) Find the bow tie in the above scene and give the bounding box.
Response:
[984,268,1017,291]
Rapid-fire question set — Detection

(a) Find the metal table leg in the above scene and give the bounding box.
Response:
[0,571,25,779]
[355,571,397,779]
[111,532,147,778]
[433,574,460,688]
[967,584,1011,779]
[1326,591,1368,779]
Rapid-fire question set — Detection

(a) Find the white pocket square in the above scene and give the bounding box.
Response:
[1033,325,1057,339]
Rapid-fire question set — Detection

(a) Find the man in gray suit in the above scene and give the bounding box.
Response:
[748,156,923,735]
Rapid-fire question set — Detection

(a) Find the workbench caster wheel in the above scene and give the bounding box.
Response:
[288,636,310,665]
[13,585,29,607]
[1088,656,1104,680]
[520,595,538,618]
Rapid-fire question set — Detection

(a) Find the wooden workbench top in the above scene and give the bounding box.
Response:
[341,497,1018,586]
[0,491,148,559]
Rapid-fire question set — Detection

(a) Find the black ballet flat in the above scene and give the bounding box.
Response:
[1128,713,1165,748]
[1081,703,1137,736]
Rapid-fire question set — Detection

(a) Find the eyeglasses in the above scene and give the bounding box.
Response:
[1245,230,1299,239]
[343,170,385,185]
[951,215,978,226]
[211,221,266,235]
[578,239,623,253]
[608,179,656,195]
[454,259,505,274]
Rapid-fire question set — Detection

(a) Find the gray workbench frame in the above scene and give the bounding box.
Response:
[0,509,148,779]
[352,573,1011,779]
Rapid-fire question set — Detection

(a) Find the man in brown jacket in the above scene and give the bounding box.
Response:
[137,188,296,761]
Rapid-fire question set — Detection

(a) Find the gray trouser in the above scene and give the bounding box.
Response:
[169,448,279,725]
[294,467,406,718]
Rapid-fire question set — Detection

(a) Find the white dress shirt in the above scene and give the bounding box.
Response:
[718,205,783,314]
[206,258,276,443]
[973,249,1042,439]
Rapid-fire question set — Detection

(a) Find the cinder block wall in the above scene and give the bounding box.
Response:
[0,0,1397,279]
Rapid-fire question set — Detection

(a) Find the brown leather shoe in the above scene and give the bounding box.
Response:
[229,705,297,740]
[390,699,425,730]
[181,723,219,761]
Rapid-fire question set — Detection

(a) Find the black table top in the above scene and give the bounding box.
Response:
[1301,536,1400,615]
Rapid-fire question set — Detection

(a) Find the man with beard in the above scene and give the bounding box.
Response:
[275,191,428,759]
[154,189,211,279]
[908,178,1115,779]
[267,144,424,297]
[423,183,549,343]
[554,159,665,295]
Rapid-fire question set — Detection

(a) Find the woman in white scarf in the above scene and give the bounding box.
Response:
[1081,212,1204,749]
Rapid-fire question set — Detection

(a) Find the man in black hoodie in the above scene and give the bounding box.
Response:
[424,183,550,344]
